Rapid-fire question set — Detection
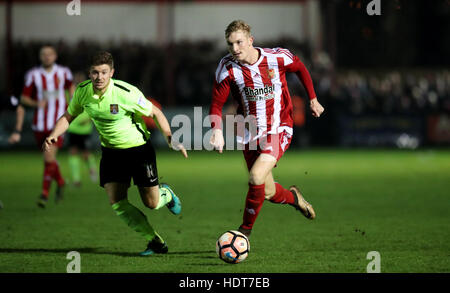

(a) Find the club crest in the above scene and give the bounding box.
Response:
[267,69,275,79]
[110,104,119,114]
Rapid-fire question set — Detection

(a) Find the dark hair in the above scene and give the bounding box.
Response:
[91,51,114,69]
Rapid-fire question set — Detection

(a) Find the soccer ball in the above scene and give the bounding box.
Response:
[216,230,250,264]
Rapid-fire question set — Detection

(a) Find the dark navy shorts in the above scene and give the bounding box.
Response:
[100,140,159,188]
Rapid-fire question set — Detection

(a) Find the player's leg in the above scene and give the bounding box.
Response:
[263,131,316,219]
[136,185,175,255]
[129,140,176,255]
[38,140,64,206]
[263,172,276,199]
[101,145,162,255]
[106,182,164,252]
[138,184,180,214]
[264,172,295,204]
[238,153,277,237]
[40,145,55,204]
[77,134,97,182]
[82,150,98,182]
[68,144,81,187]
[263,171,314,218]
[134,140,182,215]
[46,144,65,202]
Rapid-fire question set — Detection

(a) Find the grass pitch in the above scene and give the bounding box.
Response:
[0,149,449,273]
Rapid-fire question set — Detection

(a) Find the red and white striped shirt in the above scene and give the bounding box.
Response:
[22,64,73,132]
[210,47,316,142]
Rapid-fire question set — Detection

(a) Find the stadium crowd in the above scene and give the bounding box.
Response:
[8,39,450,118]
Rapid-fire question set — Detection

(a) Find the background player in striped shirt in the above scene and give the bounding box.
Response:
[209,20,325,238]
[9,45,75,208]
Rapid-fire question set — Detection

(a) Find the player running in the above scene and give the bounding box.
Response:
[9,45,74,208]
[43,51,188,256]
[209,20,324,237]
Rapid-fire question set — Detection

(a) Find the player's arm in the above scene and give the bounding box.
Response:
[20,94,47,109]
[20,73,47,109]
[43,111,76,152]
[8,104,25,144]
[287,55,324,118]
[69,84,76,98]
[209,78,231,153]
[65,70,76,102]
[151,106,188,158]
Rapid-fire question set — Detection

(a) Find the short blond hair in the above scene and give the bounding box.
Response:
[225,20,252,38]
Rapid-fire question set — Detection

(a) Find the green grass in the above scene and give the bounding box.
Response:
[0,149,449,273]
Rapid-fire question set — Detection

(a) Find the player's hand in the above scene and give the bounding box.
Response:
[173,143,188,158]
[210,128,224,153]
[8,132,21,144]
[37,99,47,109]
[310,98,324,118]
[42,136,57,152]
[167,135,188,158]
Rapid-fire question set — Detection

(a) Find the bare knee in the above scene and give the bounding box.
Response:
[248,170,266,186]
[104,183,128,205]
[139,187,160,209]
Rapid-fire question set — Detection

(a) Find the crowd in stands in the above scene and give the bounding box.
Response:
[8,39,450,117]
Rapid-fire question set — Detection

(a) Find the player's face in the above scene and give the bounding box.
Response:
[89,64,114,92]
[226,30,254,63]
[39,47,57,68]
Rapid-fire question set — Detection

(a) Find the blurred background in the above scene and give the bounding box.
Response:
[0,0,449,150]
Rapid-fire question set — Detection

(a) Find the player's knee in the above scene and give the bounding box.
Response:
[139,188,159,209]
[248,171,265,185]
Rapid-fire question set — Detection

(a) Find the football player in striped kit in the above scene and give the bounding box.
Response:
[9,45,75,207]
[209,20,325,238]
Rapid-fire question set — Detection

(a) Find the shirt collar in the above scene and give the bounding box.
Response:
[237,47,263,68]
[92,78,114,100]
[40,63,58,75]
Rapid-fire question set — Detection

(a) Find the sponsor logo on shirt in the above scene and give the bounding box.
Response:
[244,85,275,102]
[43,90,58,100]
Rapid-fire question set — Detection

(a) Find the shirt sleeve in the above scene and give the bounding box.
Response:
[209,59,232,129]
[64,68,74,90]
[284,54,317,100]
[128,87,153,117]
[210,77,230,130]
[67,87,83,117]
[22,70,36,99]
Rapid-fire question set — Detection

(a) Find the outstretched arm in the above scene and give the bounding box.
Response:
[288,56,325,118]
[151,106,188,158]
[209,78,230,153]
[42,111,75,151]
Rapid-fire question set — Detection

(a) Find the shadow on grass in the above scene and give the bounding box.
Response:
[0,247,215,258]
